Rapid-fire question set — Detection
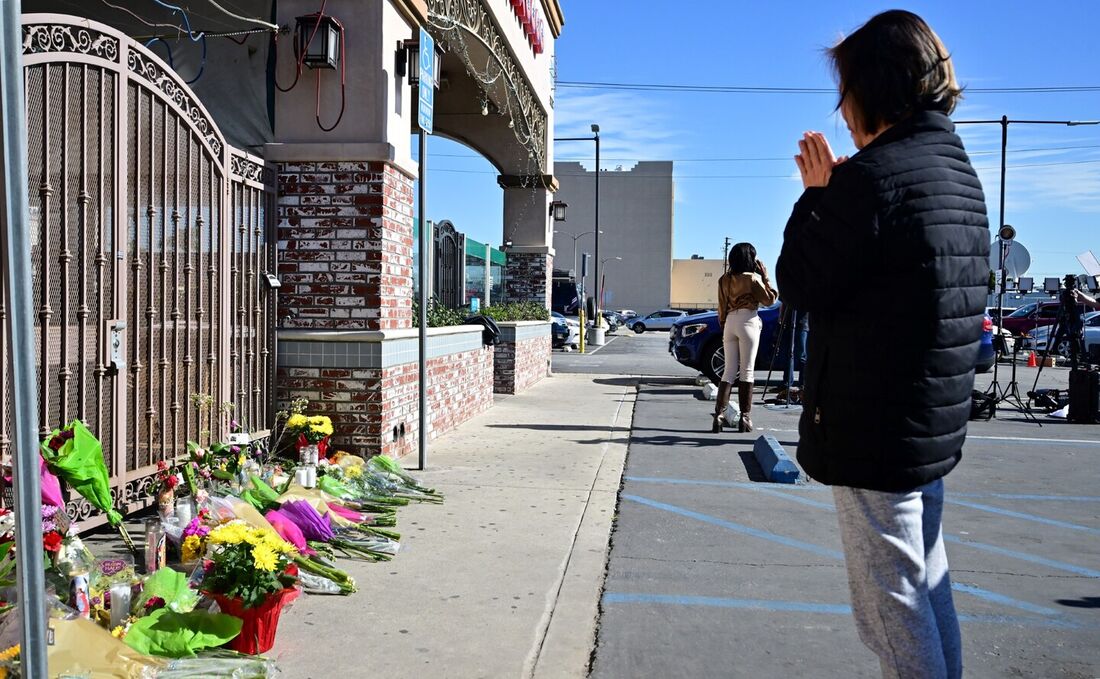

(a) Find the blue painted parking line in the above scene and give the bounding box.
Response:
[602,593,1082,630]
[621,494,844,559]
[942,536,1100,578]
[968,435,1100,447]
[946,498,1100,536]
[627,476,1100,534]
[951,492,1100,503]
[950,582,1061,616]
[627,476,1100,504]
[620,495,1082,616]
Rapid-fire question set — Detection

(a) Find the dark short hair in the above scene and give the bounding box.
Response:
[728,242,757,274]
[829,10,962,135]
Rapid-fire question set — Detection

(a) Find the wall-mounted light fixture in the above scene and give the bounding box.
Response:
[296,14,341,69]
[549,200,568,222]
[402,39,443,88]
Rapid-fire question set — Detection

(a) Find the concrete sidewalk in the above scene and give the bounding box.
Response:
[272,373,635,678]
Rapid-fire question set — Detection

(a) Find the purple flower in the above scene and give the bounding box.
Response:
[279,500,334,542]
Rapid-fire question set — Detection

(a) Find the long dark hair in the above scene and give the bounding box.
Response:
[727,242,757,274]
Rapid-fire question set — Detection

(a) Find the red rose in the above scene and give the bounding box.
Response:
[43,532,63,553]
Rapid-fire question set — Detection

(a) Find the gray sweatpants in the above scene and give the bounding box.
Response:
[833,479,962,679]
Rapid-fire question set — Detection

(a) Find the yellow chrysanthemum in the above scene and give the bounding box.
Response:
[286,414,308,430]
[251,544,278,572]
[110,626,125,639]
[182,535,204,562]
[346,465,363,479]
[208,521,248,545]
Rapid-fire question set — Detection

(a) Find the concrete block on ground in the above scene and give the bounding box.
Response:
[753,435,801,483]
[701,383,718,400]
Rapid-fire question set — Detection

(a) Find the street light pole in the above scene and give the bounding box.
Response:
[554,122,602,322]
[593,125,601,326]
[599,256,621,317]
[553,229,600,298]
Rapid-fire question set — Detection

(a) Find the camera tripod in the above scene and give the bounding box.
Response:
[760,305,802,411]
[1030,294,1087,398]
[986,331,1039,424]
[986,239,1039,424]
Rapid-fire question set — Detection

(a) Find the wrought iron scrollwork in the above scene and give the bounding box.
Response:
[22,24,120,62]
[127,50,224,156]
[426,0,548,170]
[230,153,274,186]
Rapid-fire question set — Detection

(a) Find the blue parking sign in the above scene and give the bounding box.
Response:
[418,27,434,134]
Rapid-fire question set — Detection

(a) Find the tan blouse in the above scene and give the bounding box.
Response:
[717,272,778,326]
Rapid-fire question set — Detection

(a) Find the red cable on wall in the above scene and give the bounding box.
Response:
[315,17,346,132]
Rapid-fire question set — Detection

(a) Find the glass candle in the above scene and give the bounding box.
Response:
[109,583,131,629]
[175,498,193,527]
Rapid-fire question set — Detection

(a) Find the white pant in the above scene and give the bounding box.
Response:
[721,309,761,383]
[833,479,962,679]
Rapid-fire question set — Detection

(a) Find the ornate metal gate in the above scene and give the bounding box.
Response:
[433,220,466,309]
[0,15,275,526]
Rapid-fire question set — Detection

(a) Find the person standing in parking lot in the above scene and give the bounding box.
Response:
[714,243,777,433]
[776,10,988,678]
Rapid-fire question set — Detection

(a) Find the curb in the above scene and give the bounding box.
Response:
[752,435,801,483]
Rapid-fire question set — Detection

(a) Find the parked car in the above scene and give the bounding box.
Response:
[1000,301,1087,336]
[630,309,688,333]
[668,305,782,383]
[1028,311,1100,357]
[551,311,580,349]
[601,311,622,332]
[672,306,996,383]
[615,309,637,321]
[551,276,580,315]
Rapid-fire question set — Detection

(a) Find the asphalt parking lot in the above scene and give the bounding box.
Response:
[563,334,1100,678]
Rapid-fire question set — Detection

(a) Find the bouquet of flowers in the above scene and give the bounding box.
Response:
[201,522,297,610]
[180,512,211,564]
[286,414,333,461]
[286,414,333,445]
[154,461,182,496]
[40,421,135,552]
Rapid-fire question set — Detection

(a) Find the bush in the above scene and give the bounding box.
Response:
[412,297,467,328]
[480,302,550,323]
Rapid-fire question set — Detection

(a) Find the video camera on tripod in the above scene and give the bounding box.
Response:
[1029,273,1099,424]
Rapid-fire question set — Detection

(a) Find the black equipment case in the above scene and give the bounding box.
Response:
[1068,369,1100,424]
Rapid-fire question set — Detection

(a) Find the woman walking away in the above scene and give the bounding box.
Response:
[714,243,777,433]
[776,10,988,679]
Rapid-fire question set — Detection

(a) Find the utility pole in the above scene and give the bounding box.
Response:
[722,237,731,271]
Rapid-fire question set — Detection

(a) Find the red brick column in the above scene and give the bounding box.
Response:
[277,161,414,331]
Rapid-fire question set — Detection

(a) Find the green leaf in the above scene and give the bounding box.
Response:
[139,568,198,613]
[211,469,236,482]
[124,608,242,658]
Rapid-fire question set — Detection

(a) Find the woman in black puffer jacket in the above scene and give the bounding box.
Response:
[776,10,988,679]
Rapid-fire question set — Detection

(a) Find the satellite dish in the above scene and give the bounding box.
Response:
[990,238,1031,279]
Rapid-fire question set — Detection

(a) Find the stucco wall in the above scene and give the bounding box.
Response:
[552,162,674,314]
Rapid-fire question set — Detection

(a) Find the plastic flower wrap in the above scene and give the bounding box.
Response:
[202,521,297,610]
[40,421,135,552]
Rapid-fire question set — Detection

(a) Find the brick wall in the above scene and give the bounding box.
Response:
[277,161,414,331]
[276,345,494,457]
[494,335,551,394]
[504,252,552,306]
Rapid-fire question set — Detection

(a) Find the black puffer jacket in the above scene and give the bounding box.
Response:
[776,112,989,492]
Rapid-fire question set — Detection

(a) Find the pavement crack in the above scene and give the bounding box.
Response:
[951,568,1095,580]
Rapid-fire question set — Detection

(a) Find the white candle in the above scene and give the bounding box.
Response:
[109,583,131,629]
[175,498,193,527]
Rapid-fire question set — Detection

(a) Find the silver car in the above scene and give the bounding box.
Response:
[630,309,688,333]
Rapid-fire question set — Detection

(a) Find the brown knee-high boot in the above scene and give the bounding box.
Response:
[737,381,754,433]
[712,381,733,433]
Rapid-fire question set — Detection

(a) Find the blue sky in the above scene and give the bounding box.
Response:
[418,1,1100,280]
